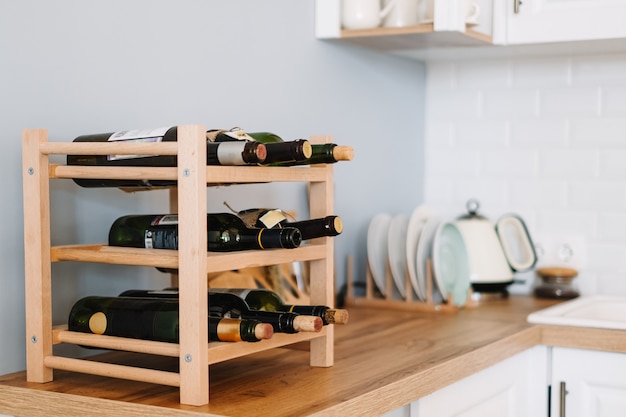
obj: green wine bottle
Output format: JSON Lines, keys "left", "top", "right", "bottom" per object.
{"left": 249, "top": 132, "right": 353, "bottom": 166}
{"left": 209, "top": 288, "right": 349, "bottom": 325}
{"left": 108, "top": 212, "right": 302, "bottom": 252}
{"left": 67, "top": 296, "right": 274, "bottom": 343}
{"left": 118, "top": 289, "right": 323, "bottom": 334}
{"left": 207, "top": 129, "right": 312, "bottom": 165}
{"left": 66, "top": 126, "right": 267, "bottom": 188}
{"left": 235, "top": 208, "right": 343, "bottom": 240}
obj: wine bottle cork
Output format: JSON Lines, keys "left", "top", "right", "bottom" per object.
{"left": 255, "top": 323, "right": 274, "bottom": 340}
{"left": 333, "top": 146, "right": 354, "bottom": 161}
{"left": 293, "top": 315, "right": 323, "bottom": 332}
{"left": 324, "top": 308, "right": 349, "bottom": 325}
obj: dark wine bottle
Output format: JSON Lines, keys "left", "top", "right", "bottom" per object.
{"left": 108, "top": 212, "right": 302, "bottom": 252}
{"left": 118, "top": 289, "right": 323, "bottom": 334}
{"left": 67, "top": 296, "right": 274, "bottom": 343}
{"left": 249, "top": 132, "right": 353, "bottom": 166}
{"left": 235, "top": 207, "right": 343, "bottom": 240}
{"left": 66, "top": 126, "right": 267, "bottom": 188}
{"left": 207, "top": 129, "right": 312, "bottom": 165}
{"left": 209, "top": 288, "right": 349, "bottom": 325}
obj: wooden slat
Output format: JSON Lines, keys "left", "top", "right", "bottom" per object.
{"left": 43, "top": 356, "right": 180, "bottom": 387}
{"left": 22, "top": 129, "right": 53, "bottom": 383}
{"left": 50, "top": 244, "right": 328, "bottom": 272}
{"left": 307, "top": 135, "right": 334, "bottom": 368}
{"left": 40, "top": 141, "right": 179, "bottom": 156}
{"left": 176, "top": 125, "right": 209, "bottom": 405}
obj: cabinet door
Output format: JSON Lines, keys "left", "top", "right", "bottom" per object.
{"left": 411, "top": 346, "right": 548, "bottom": 417}
{"left": 551, "top": 347, "right": 626, "bottom": 417}
{"left": 506, "top": 0, "right": 626, "bottom": 44}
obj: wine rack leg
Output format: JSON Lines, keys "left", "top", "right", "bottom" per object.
{"left": 308, "top": 138, "right": 334, "bottom": 367}
{"left": 22, "top": 129, "right": 54, "bottom": 382}
{"left": 176, "top": 125, "right": 209, "bottom": 405}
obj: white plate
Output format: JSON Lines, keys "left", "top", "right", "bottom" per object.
{"left": 432, "top": 222, "right": 471, "bottom": 306}
{"left": 416, "top": 216, "right": 443, "bottom": 302}
{"left": 367, "top": 213, "right": 393, "bottom": 296}
{"left": 388, "top": 214, "right": 410, "bottom": 298}
{"left": 406, "top": 205, "right": 434, "bottom": 301}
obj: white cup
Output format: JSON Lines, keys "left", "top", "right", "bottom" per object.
{"left": 418, "top": 0, "right": 434, "bottom": 23}
{"left": 463, "top": 0, "right": 480, "bottom": 24}
{"left": 342, "top": 0, "right": 397, "bottom": 30}
{"left": 383, "top": 0, "right": 420, "bottom": 28}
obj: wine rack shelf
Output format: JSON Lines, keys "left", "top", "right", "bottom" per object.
{"left": 21, "top": 126, "right": 337, "bottom": 406}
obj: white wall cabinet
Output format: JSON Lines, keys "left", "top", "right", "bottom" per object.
{"left": 502, "top": 0, "right": 626, "bottom": 45}
{"left": 317, "top": 0, "right": 626, "bottom": 58}
{"left": 496, "top": 0, "right": 626, "bottom": 45}
{"left": 410, "top": 346, "right": 548, "bottom": 417}
{"left": 551, "top": 347, "right": 626, "bottom": 417}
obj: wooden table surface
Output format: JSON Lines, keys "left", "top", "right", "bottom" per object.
{"left": 2, "top": 295, "right": 626, "bottom": 417}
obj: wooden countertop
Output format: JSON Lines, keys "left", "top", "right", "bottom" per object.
{"left": 2, "top": 295, "right": 626, "bottom": 417}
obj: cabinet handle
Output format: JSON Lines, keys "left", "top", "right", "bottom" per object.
{"left": 559, "top": 382, "right": 568, "bottom": 417}
{"left": 514, "top": 0, "right": 522, "bottom": 13}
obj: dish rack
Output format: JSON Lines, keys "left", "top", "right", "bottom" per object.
{"left": 344, "top": 256, "right": 472, "bottom": 313}
{"left": 21, "top": 125, "right": 337, "bottom": 406}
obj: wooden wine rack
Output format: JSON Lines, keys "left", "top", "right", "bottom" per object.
{"left": 21, "top": 126, "right": 336, "bottom": 406}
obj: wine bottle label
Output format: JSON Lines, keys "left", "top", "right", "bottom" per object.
{"left": 106, "top": 126, "right": 172, "bottom": 161}
{"left": 145, "top": 229, "right": 179, "bottom": 250}
{"left": 151, "top": 215, "right": 178, "bottom": 226}
{"left": 215, "top": 142, "right": 248, "bottom": 165}
{"left": 220, "top": 129, "right": 254, "bottom": 141}
{"left": 258, "top": 210, "right": 288, "bottom": 228}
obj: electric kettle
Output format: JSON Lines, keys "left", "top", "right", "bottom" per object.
{"left": 454, "top": 199, "right": 537, "bottom": 293}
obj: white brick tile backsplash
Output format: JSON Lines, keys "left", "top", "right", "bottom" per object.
{"left": 536, "top": 210, "right": 596, "bottom": 236}
{"left": 425, "top": 53, "right": 626, "bottom": 296}
{"left": 453, "top": 120, "right": 508, "bottom": 149}
{"left": 568, "top": 181, "right": 626, "bottom": 211}
{"left": 511, "top": 57, "right": 571, "bottom": 88}
{"left": 572, "top": 54, "right": 626, "bottom": 87}
{"left": 482, "top": 150, "right": 536, "bottom": 177}
{"left": 427, "top": 90, "right": 480, "bottom": 121}
{"left": 597, "top": 213, "right": 626, "bottom": 242}
{"left": 537, "top": 150, "right": 598, "bottom": 179}
{"left": 427, "top": 149, "right": 481, "bottom": 177}
{"left": 570, "top": 118, "right": 626, "bottom": 147}
{"left": 510, "top": 119, "right": 568, "bottom": 148}
{"left": 482, "top": 89, "right": 538, "bottom": 119}
{"left": 540, "top": 87, "right": 600, "bottom": 118}
{"left": 454, "top": 60, "right": 511, "bottom": 89}
{"left": 599, "top": 150, "right": 626, "bottom": 178}
{"left": 601, "top": 85, "right": 626, "bottom": 117}
{"left": 508, "top": 180, "right": 568, "bottom": 209}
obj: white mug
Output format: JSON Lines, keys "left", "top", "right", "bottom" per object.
{"left": 463, "top": 0, "right": 480, "bottom": 24}
{"left": 383, "top": 0, "right": 420, "bottom": 28}
{"left": 418, "top": 0, "right": 434, "bottom": 23}
{"left": 342, "top": 0, "right": 397, "bottom": 30}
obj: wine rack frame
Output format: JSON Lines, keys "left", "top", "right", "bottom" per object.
{"left": 21, "top": 126, "right": 336, "bottom": 406}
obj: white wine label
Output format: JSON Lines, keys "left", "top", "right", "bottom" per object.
{"left": 258, "top": 210, "right": 288, "bottom": 228}
{"left": 151, "top": 215, "right": 178, "bottom": 226}
{"left": 221, "top": 128, "right": 254, "bottom": 141}
{"left": 108, "top": 127, "right": 171, "bottom": 141}
{"left": 107, "top": 126, "right": 171, "bottom": 161}
{"left": 144, "top": 230, "right": 154, "bottom": 249}
{"left": 216, "top": 141, "right": 247, "bottom": 165}
{"left": 89, "top": 312, "right": 107, "bottom": 335}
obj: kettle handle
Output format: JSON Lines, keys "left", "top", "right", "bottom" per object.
{"left": 496, "top": 215, "right": 537, "bottom": 272}
{"left": 380, "top": 0, "right": 397, "bottom": 19}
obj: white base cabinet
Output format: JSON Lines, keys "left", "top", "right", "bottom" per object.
{"left": 410, "top": 346, "right": 548, "bottom": 417}
{"left": 551, "top": 347, "right": 626, "bottom": 417}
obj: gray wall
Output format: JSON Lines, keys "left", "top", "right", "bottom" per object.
{"left": 0, "top": 1, "right": 425, "bottom": 375}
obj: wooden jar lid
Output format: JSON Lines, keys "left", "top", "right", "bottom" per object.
{"left": 536, "top": 267, "right": 578, "bottom": 278}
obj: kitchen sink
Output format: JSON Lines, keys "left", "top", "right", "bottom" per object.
{"left": 527, "top": 295, "right": 626, "bottom": 330}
